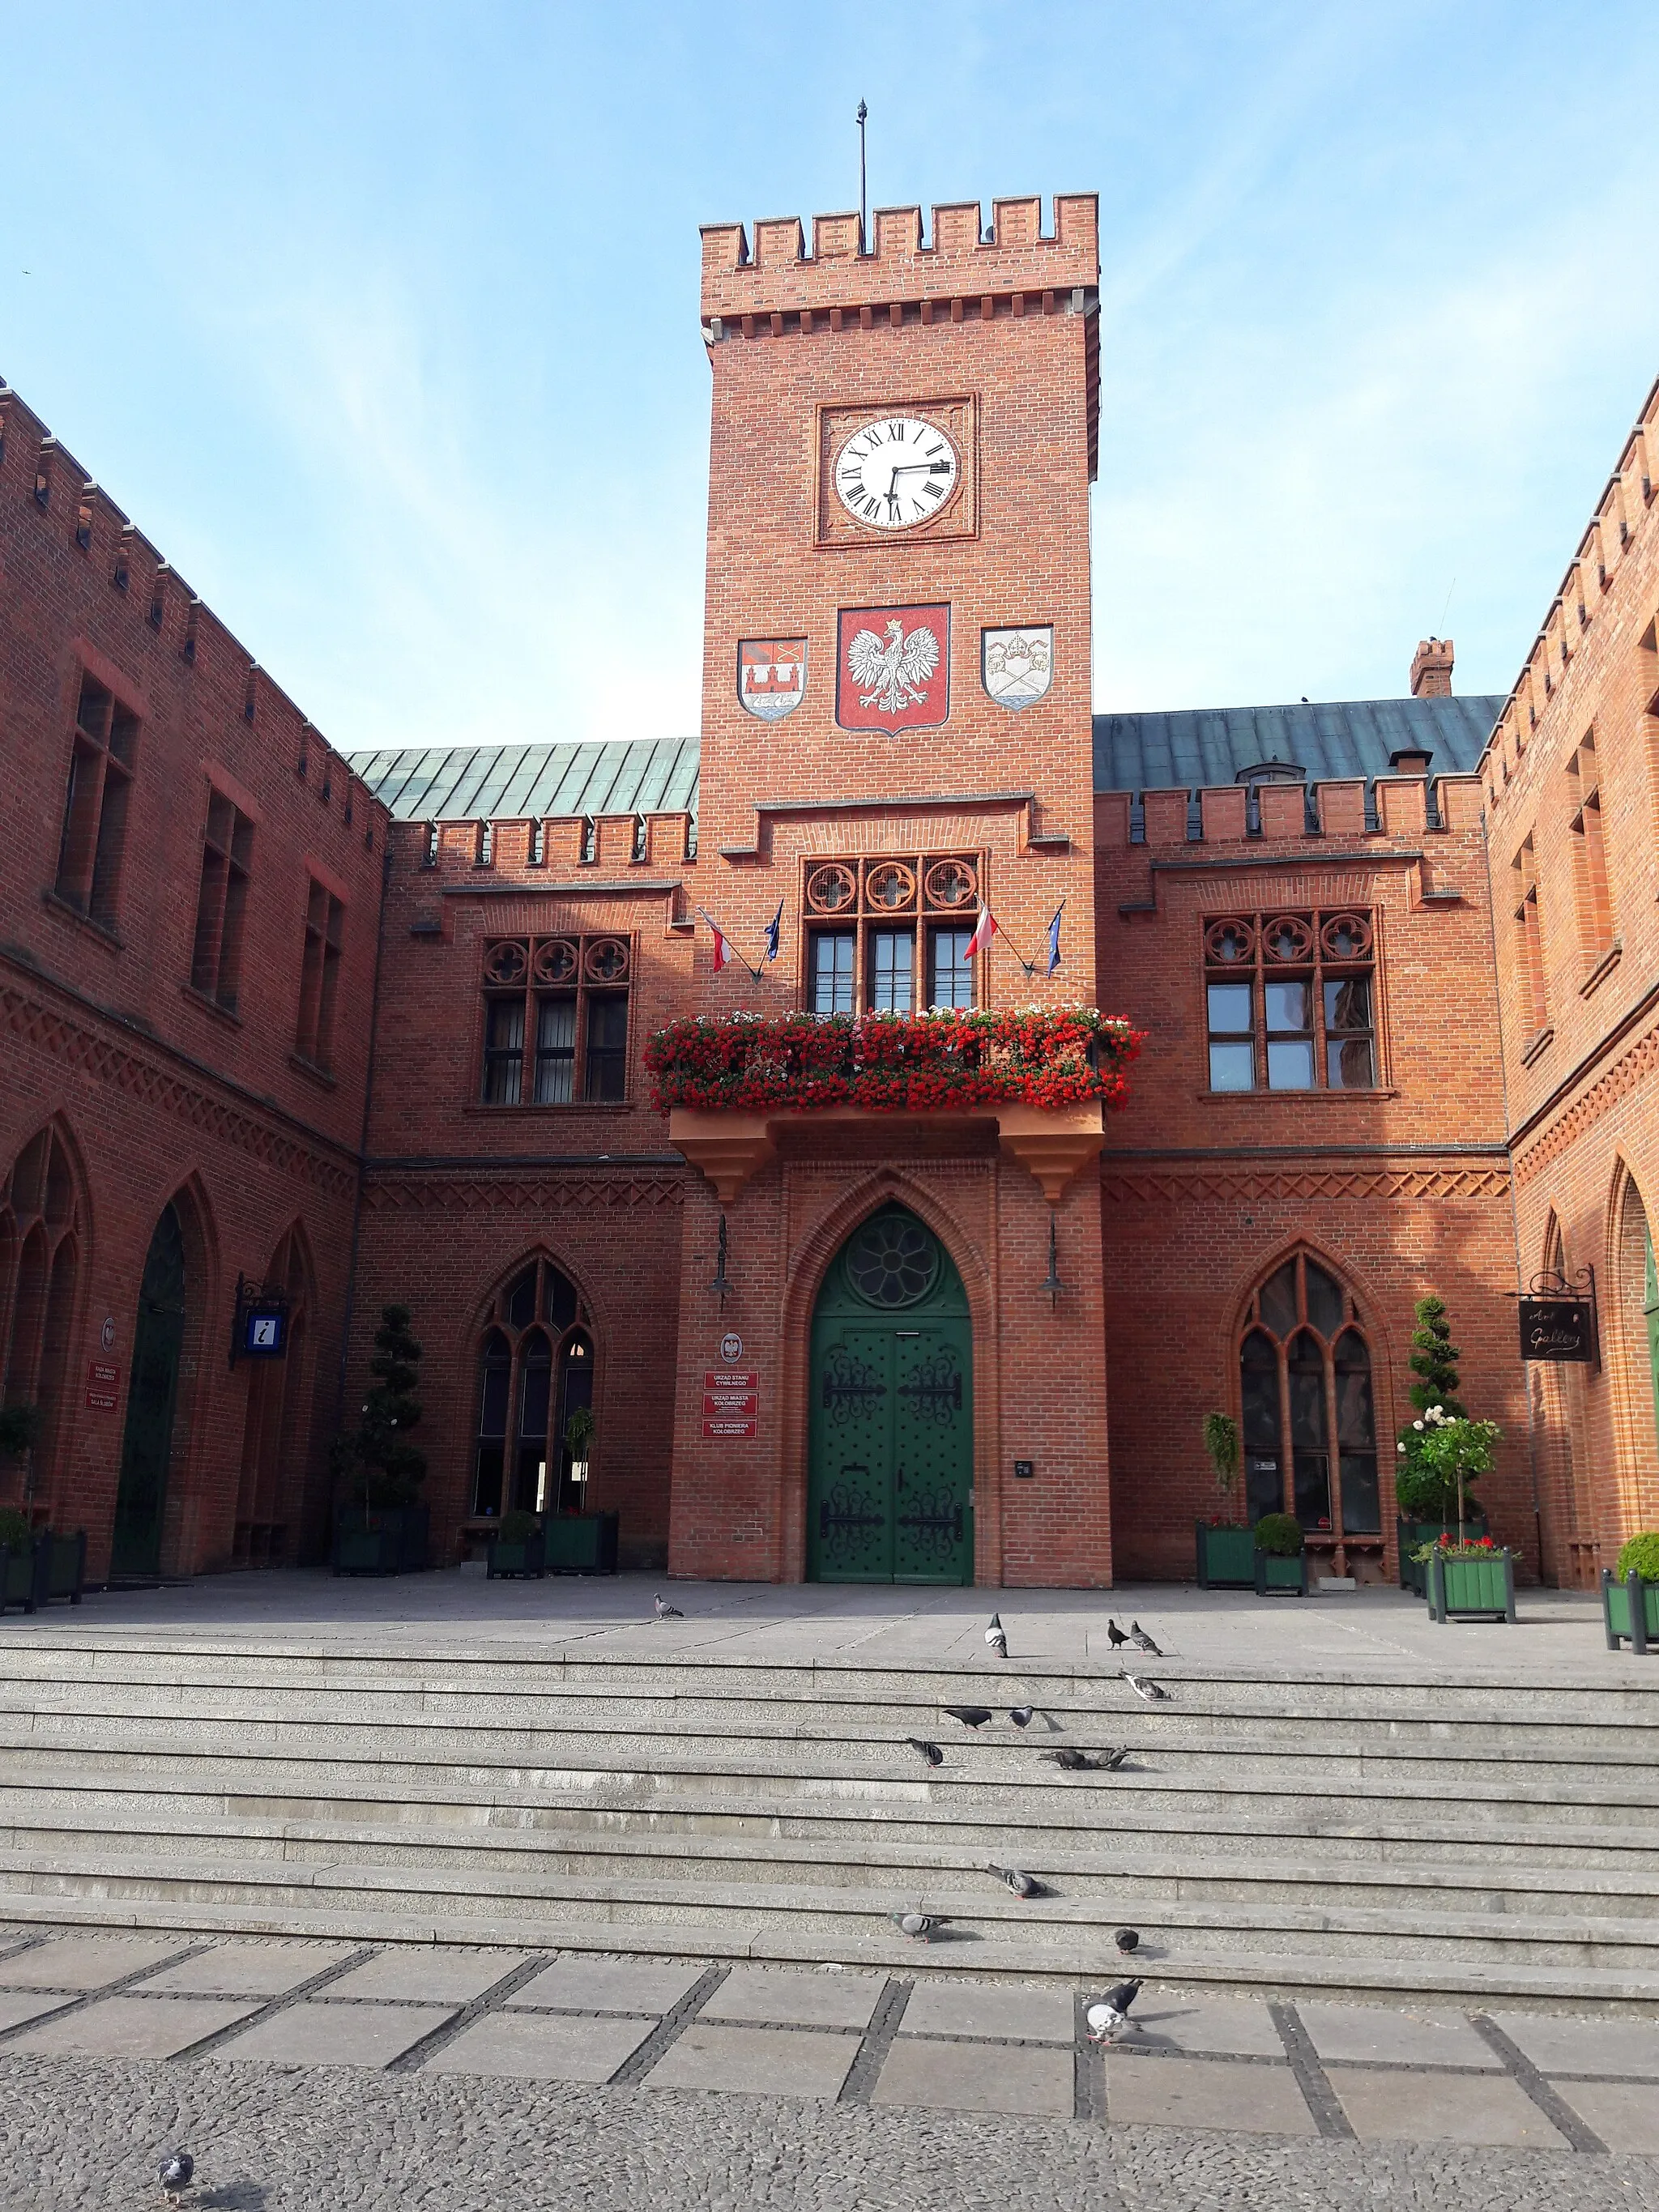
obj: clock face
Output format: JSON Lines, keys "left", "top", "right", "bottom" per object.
{"left": 834, "top": 416, "right": 960, "bottom": 531}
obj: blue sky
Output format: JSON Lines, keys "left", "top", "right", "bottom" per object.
{"left": 3, "top": 2, "right": 1655, "bottom": 753}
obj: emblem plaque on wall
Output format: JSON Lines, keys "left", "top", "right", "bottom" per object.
{"left": 737, "top": 639, "right": 807, "bottom": 722}
{"left": 982, "top": 625, "right": 1053, "bottom": 709}
{"left": 836, "top": 603, "right": 949, "bottom": 735}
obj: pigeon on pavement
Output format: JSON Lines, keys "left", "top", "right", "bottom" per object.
{"left": 1115, "top": 1927, "right": 1141, "bottom": 1954}
{"left": 1128, "top": 1622, "right": 1164, "bottom": 1656}
{"left": 985, "top": 1613, "right": 1008, "bottom": 1658}
{"left": 158, "top": 2149, "right": 195, "bottom": 2204}
{"left": 942, "top": 1703, "right": 994, "bottom": 1728}
{"left": 1126, "top": 1673, "right": 1170, "bottom": 1702}
{"left": 1105, "top": 1618, "right": 1128, "bottom": 1648}
{"left": 1085, "top": 1979, "right": 1143, "bottom": 2040}
{"left": 986, "top": 1861, "right": 1049, "bottom": 1899}
{"left": 906, "top": 1737, "right": 945, "bottom": 1767}
{"left": 890, "top": 1911, "right": 946, "bottom": 1941}
{"left": 1040, "top": 1746, "right": 1123, "bottom": 1771}
{"left": 652, "top": 1594, "right": 683, "bottom": 1620}
{"left": 1008, "top": 1705, "right": 1035, "bottom": 1728}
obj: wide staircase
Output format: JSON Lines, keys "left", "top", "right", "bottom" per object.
{"left": 0, "top": 1634, "right": 1656, "bottom": 2005}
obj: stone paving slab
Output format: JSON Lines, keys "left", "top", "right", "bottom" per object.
{"left": 508, "top": 1955, "right": 705, "bottom": 2014}
{"left": 134, "top": 1939, "right": 357, "bottom": 1997}
{"left": 212, "top": 1997, "right": 455, "bottom": 2068}
{"left": 1552, "top": 2079, "right": 1659, "bottom": 2153}
{"left": 11, "top": 1993, "right": 260, "bottom": 2060}
{"left": 0, "top": 1934, "right": 189, "bottom": 1989}
{"left": 323, "top": 1946, "right": 529, "bottom": 2004}
{"left": 423, "top": 2009, "right": 654, "bottom": 2083}
{"left": 702, "top": 1965, "right": 885, "bottom": 2029}
{"left": 1327, "top": 2063, "right": 1568, "bottom": 2146}
{"left": 646, "top": 2021, "right": 859, "bottom": 2099}
{"left": 0, "top": 1988, "right": 78, "bottom": 2033}
{"left": 871, "top": 2035, "right": 1075, "bottom": 2116}
{"left": 1500, "top": 2011, "right": 1659, "bottom": 2078}
{"left": 1106, "top": 2052, "right": 1317, "bottom": 2133}
{"left": 1128, "top": 1994, "right": 1286, "bottom": 2056}
{"left": 1299, "top": 1998, "right": 1502, "bottom": 2068}
{"left": 901, "top": 1977, "right": 1077, "bottom": 2044}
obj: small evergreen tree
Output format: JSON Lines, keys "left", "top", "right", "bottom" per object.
{"left": 332, "top": 1304, "right": 427, "bottom": 1515}
{"left": 1395, "top": 1295, "right": 1475, "bottom": 1519}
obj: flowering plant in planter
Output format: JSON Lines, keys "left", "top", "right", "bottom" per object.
{"left": 1411, "top": 1531, "right": 1499, "bottom": 1562}
{"left": 1401, "top": 1408, "right": 1500, "bottom": 1549}
{"left": 645, "top": 1007, "right": 1143, "bottom": 1116}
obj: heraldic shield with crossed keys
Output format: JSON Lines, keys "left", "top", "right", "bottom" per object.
{"left": 835, "top": 604, "right": 951, "bottom": 735}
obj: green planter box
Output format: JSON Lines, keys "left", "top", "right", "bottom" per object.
{"left": 1602, "top": 1570, "right": 1659, "bottom": 1654}
{"left": 487, "top": 1529, "right": 547, "bottom": 1579}
{"left": 332, "top": 1503, "right": 429, "bottom": 1577}
{"left": 1427, "top": 1547, "right": 1516, "bottom": 1622}
{"left": 1254, "top": 1549, "right": 1307, "bottom": 1596}
{"left": 44, "top": 1529, "right": 85, "bottom": 1604}
{"left": 1397, "top": 1515, "right": 1488, "bottom": 1594}
{"left": 0, "top": 1539, "right": 46, "bottom": 1613}
{"left": 542, "top": 1511, "right": 620, "bottom": 1575}
{"left": 1196, "top": 1521, "right": 1256, "bottom": 1589}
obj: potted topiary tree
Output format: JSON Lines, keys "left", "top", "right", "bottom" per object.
{"left": 1601, "top": 1532, "right": 1659, "bottom": 1655}
{"left": 1394, "top": 1296, "right": 1486, "bottom": 1588}
{"left": 1253, "top": 1511, "right": 1307, "bottom": 1596}
{"left": 1195, "top": 1413, "right": 1254, "bottom": 1588}
{"left": 1410, "top": 1411, "right": 1512, "bottom": 1621}
{"left": 542, "top": 1404, "right": 620, "bottom": 1574}
{"left": 0, "top": 1503, "right": 43, "bottom": 1613}
{"left": 487, "top": 1507, "right": 547, "bottom": 1579}
{"left": 331, "top": 1304, "right": 430, "bottom": 1575}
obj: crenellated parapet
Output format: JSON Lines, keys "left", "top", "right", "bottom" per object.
{"left": 699, "top": 194, "right": 1098, "bottom": 324}
{"left": 0, "top": 375, "right": 386, "bottom": 855}
{"left": 387, "top": 810, "right": 697, "bottom": 880}
{"left": 1094, "top": 771, "right": 1486, "bottom": 850}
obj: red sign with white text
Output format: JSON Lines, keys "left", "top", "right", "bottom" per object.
{"left": 702, "top": 1392, "right": 758, "bottom": 1418}
{"left": 85, "top": 1360, "right": 120, "bottom": 1411}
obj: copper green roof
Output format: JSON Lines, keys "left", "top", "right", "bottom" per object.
{"left": 347, "top": 737, "right": 699, "bottom": 823}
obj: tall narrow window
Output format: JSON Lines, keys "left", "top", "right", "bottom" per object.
{"left": 479, "top": 936, "right": 632, "bottom": 1105}
{"left": 0, "top": 1125, "right": 82, "bottom": 1506}
{"left": 1204, "top": 912, "right": 1378, "bottom": 1093}
{"left": 295, "top": 880, "right": 345, "bottom": 1071}
{"left": 189, "top": 789, "right": 253, "bottom": 1012}
{"left": 868, "top": 928, "right": 915, "bottom": 1012}
{"left": 809, "top": 931, "right": 855, "bottom": 1015}
{"left": 471, "top": 1329, "right": 510, "bottom": 1518}
{"left": 1236, "top": 1252, "right": 1380, "bottom": 1568}
{"left": 54, "top": 671, "right": 139, "bottom": 930}
{"left": 928, "top": 926, "right": 975, "bottom": 1009}
{"left": 1567, "top": 735, "right": 1613, "bottom": 958}
{"left": 1512, "top": 837, "right": 1547, "bottom": 1034}
{"left": 514, "top": 1332, "right": 553, "bottom": 1512}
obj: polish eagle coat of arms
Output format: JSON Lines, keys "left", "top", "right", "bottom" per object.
{"left": 835, "top": 603, "right": 950, "bottom": 735}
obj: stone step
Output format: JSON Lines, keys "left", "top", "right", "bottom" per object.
{"left": 2, "top": 1730, "right": 1653, "bottom": 1824}
{"left": 4, "top": 1801, "right": 1655, "bottom": 1922}
{"left": 3, "top": 1776, "right": 1655, "bottom": 1873}
{"left": 2, "top": 1845, "right": 1657, "bottom": 1968}
{"left": 3, "top": 1880, "right": 1657, "bottom": 2009}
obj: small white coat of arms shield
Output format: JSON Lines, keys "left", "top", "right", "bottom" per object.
{"left": 982, "top": 625, "right": 1053, "bottom": 710}
{"left": 738, "top": 639, "right": 807, "bottom": 722}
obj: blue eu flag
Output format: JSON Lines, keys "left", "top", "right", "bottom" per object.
{"left": 764, "top": 897, "right": 783, "bottom": 962}
{"left": 1046, "top": 902, "right": 1064, "bottom": 978}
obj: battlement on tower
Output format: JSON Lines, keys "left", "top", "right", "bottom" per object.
{"left": 700, "top": 194, "right": 1098, "bottom": 322}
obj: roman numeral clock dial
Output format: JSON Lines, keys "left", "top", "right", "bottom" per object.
{"left": 834, "top": 416, "right": 960, "bottom": 531}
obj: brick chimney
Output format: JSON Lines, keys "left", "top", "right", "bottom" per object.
{"left": 1410, "top": 637, "right": 1454, "bottom": 697}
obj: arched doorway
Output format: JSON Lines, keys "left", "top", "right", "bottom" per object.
{"left": 111, "top": 1204, "right": 188, "bottom": 1578}
{"left": 469, "top": 1256, "right": 595, "bottom": 1521}
{"left": 808, "top": 1204, "right": 973, "bottom": 1585}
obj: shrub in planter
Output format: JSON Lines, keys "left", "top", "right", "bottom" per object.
{"left": 1605, "top": 1532, "right": 1659, "bottom": 1653}
{"left": 1615, "top": 1533, "right": 1659, "bottom": 1583}
{"left": 1254, "top": 1512, "right": 1303, "bottom": 1556}
{"left": 488, "top": 1510, "right": 546, "bottom": 1580}
{"left": 331, "top": 1304, "right": 430, "bottom": 1574}
{"left": 1394, "top": 1296, "right": 1477, "bottom": 1523}
{"left": 1252, "top": 1511, "right": 1307, "bottom": 1596}
{"left": 1195, "top": 1413, "right": 1252, "bottom": 1587}
{"left": 1422, "top": 1537, "right": 1516, "bottom": 1623}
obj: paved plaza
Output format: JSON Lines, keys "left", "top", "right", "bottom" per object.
{"left": 0, "top": 1927, "right": 1657, "bottom": 2208}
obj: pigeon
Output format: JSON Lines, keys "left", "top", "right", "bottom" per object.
{"left": 906, "top": 1737, "right": 945, "bottom": 1767}
{"left": 942, "top": 1703, "right": 994, "bottom": 1729}
{"left": 1008, "top": 1705, "right": 1035, "bottom": 1728}
{"left": 986, "top": 1860, "right": 1049, "bottom": 1899}
{"left": 1097, "top": 1745, "right": 1131, "bottom": 1769}
{"left": 1128, "top": 1621, "right": 1164, "bottom": 1656}
{"left": 1041, "top": 1746, "right": 1115, "bottom": 1771}
{"left": 1115, "top": 1926, "right": 1141, "bottom": 1954}
{"left": 652, "top": 1593, "right": 682, "bottom": 1620}
{"left": 157, "top": 2149, "right": 194, "bottom": 2204}
{"left": 1126, "top": 1673, "right": 1170, "bottom": 1702}
{"left": 1105, "top": 1617, "right": 1128, "bottom": 1648}
{"left": 985, "top": 1612, "right": 1008, "bottom": 1658}
{"left": 890, "top": 1910, "right": 946, "bottom": 1941}
{"left": 1085, "top": 1979, "right": 1143, "bottom": 2040}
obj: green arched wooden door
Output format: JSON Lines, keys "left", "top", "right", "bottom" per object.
{"left": 111, "top": 1204, "right": 187, "bottom": 1579}
{"left": 1644, "top": 1228, "right": 1659, "bottom": 1460}
{"left": 808, "top": 1205, "right": 973, "bottom": 1585}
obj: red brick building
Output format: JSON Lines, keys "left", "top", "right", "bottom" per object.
{"left": 3, "top": 192, "right": 1655, "bottom": 1588}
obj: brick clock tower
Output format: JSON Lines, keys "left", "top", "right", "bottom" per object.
{"left": 665, "top": 194, "right": 1112, "bottom": 1588}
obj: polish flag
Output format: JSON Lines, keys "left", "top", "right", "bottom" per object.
{"left": 965, "top": 904, "right": 999, "bottom": 957}
{"left": 710, "top": 918, "right": 733, "bottom": 973}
